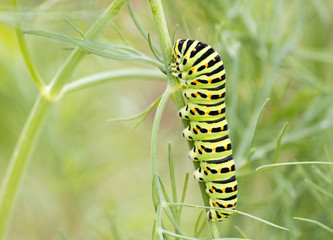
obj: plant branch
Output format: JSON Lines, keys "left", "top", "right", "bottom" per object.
{"left": 0, "top": 0, "right": 129, "bottom": 239}
{"left": 61, "top": 68, "right": 164, "bottom": 96}
{"left": 12, "top": 0, "right": 45, "bottom": 90}
{"left": 48, "top": 0, "right": 130, "bottom": 100}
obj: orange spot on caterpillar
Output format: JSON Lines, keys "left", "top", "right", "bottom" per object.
{"left": 219, "top": 76, "right": 222, "bottom": 80}
{"left": 205, "top": 168, "right": 209, "bottom": 173}
{"left": 199, "top": 147, "right": 204, "bottom": 153}
{"left": 194, "top": 92, "right": 199, "bottom": 97}
{"left": 204, "top": 63, "right": 208, "bottom": 68}
{"left": 212, "top": 58, "right": 216, "bottom": 62}
{"left": 194, "top": 128, "right": 199, "bottom": 132}
{"left": 191, "top": 67, "right": 195, "bottom": 72}
{"left": 212, "top": 147, "right": 216, "bottom": 152}
{"left": 208, "top": 94, "right": 212, "bottom": 99}
{"left": 232, "top": 186, "right": 235, "bottom": 191}
{"left": 224, "top": 145, "right": 228, "bottom": 150}
{"left": 184, "top": 56, "right": 188, "bottom": 59}
{"left": 217, "top": 168, "right": 221, "bottom": 173}
{"left": 213, "top": 202, "right": 218, "bottom": 207}
{"left": 208, "top": 128, "right": 212, "bottom": 133}
{"left": 193, "top": 80, "right": 198, "bottom": 84}
{"left": 232, "top": 203, "right": 235, "bottom": 207}
{"left": 210, "top": 187, "right": 214, "bottom": 192}
{"left": 219, "top": 93, "right": 222, "bottom": 97}
{"left": 224, "top": 204, "right": 228, "bottom": 208}
{"left": 192, "top": 109, "right": 197, "bottom": 113}
{"left": 207, "top": 78, "right": 212, "bottom": 83}
{"left": 206, "top": 111, "right": 210, "bottom": 115}
{"left": 222, "top": 188, "right": 226, "bottom": 193}
{"left": 193, "top": 48, "right": 197, "bottom": 52}
{"left": 229, "top": 166, "right": 232, "bottom": 172}
{"left": 220, "top": 126, "right": 224, "bottom": 131}
{"left": 218, "top": 109, "right": 222, "bottom": 114}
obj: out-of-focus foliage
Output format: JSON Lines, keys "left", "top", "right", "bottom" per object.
{"left": 0, "top": 0, "right": 333, "bottom": 239}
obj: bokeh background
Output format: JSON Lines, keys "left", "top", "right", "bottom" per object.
{"left": 1, "top": 0, "right": 333, "bottom": 239}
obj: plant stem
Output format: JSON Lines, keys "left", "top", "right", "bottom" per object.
{"left": 148, "top": 0, "right": 220, "bottom": 238}
{"left": 48, "top": 0, "right": 130, "bottom": 99}
{"left": 61, "top": 68, "right": 164, "bottom": 96}
{"left": 0, "top": 96, "right": 51, "bottom": 239}
{"left": 0, "top": 0, "right": 129, "bottom": 238}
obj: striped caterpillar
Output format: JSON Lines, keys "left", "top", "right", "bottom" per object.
{"left": 170, "top": 39, "right": 238, "bottom": 222}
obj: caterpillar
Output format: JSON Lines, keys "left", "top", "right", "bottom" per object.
{"left": 170, "top": 39, "right": 237, "bottom": 222}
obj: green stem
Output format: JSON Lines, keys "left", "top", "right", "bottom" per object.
{"left": 148, "top": 0, "right": 220, "bottom": 237}
{"left": 48, "top": 0, "right": 130, "bottom": 99}
{"left": 151, "top": 88, "right": 172, "bottom": 175}
{"left": 0, "top": 96, "right": 51, "bottom": 239}
{"left": 61, "top": 68, "right": 164, "bottom": 96}
{"left": 0, "top": 0, "right": 129, "bottom": 239}
{"left": 148, "top": 0, "right": 172, "bottom": 69}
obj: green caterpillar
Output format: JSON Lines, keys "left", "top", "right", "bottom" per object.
{"left": 170, "top": 39, "right": 237, "bottom": 222}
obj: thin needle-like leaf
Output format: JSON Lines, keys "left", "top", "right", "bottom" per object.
{"left": 148, "top": 33, "right": 163, "bottom": 63}
{"left": 194, "top": 210, "right": 206, "bottom": 238}
{"left": 256, "top": 161, "right": 333, "bottom": 171}
{"left": 274, "top": 122, "right": 288, "bottom": 163}
{"left": 168, "top": 144, "right": 178, "bottom": 203}
{"left": 249, "top": 118, "right": 333, "bottom": 168}
{"left": 152, "top": 219, "right": 157, "bottom": 240}
{"left": 110, "top": 21, "right": 130, "bottom": 46}
{"left": 246, "top": 98, "right": 270, "bottom": 162}
{"left": 108, "top": 96, "right": 161, "bottom": 131}
{"left": 305, "top": 179, "right": 333, "bottom": 199}
{"left": 171, "top": 24, "right": 179, "bottom": 44}
{"left": 294, "top": 217, "right": 333, "bottom": 234}
{"left": 128, "top": 3, "right": 161, "bottom": 60}
{"left": 234, "top": 226, "right": 248, "bottom": 239}
{"left": 158, "top": 177, "right": 172, "bottom": 204}
{"left": 128, "top": 2, "right": 149, "bottom": 40}
{"left": 64, "top": 19, "right": 86, "bottom": 39}
{"left": 13, "top": 0, "right": 45, "bottom": 90}
{"left": 165, "top": 203, "right": 289, "bottom": 231}
{"left": 162, "top": 230, "right": 250, "bottom": 240}
{"left": 178, "top": 172, "right": 189, "bottom": 216}
{"left": 181, "top": 16, "right": 191, "bottom": 38}
{"left": 25, "top": 30, "right": 164, "bottom": 68}
{"left": 161, "top": 202, "right": 184, "bottom": 235}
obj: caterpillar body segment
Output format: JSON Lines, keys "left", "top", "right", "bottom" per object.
{"left": 178, "top": 101, "right": 226, "bottom": 122}
{"left": 194, "top": 158, "right": 236, "bottom": 182}
{"left": 182, "top": 118, "right": 229, "bottom": 141}
{"left": 183, "top": 86, "right": 226, "bottom": 104}
{"left": 171, "top": 39, "right": 237, "bottom": 222}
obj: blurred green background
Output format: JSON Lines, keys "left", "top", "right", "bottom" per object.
{"left": 1, "top": 0, "right": 333, "bottom": 239}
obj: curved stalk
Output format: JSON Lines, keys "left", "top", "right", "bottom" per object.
{"left": 0, "top": 0, "right": 129, "bottom": 239}
{"left": 0, "top": 96, "right": 51, "bottom": 239}
{"left": 61, "top": 68, "right": 165, "bottom": 96}
{"left": 12, "top": 0, "right": 45, "bottom": 90}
